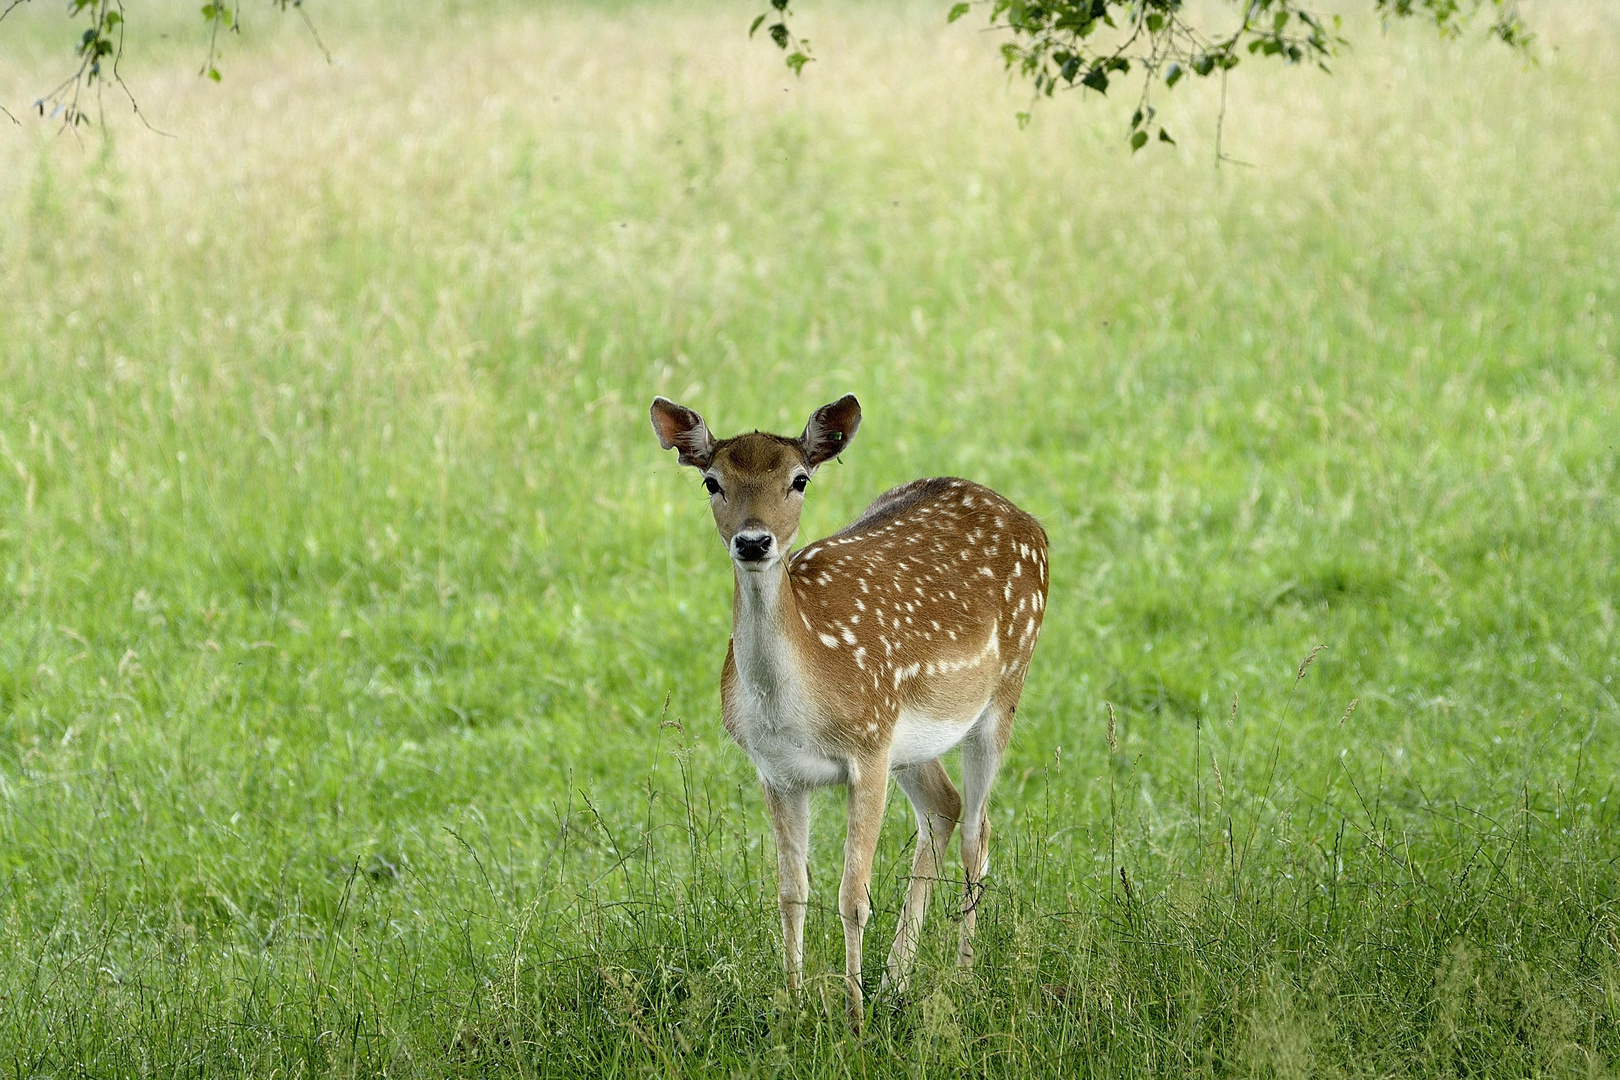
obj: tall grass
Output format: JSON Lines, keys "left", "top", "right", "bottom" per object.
{"left": 1, "top": 1, "right": 1618, "bottom": 1074}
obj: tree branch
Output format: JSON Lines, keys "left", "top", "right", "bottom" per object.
{"left": 8, "top": 1, "right": 328, "bottom": 130}
{"left": 753, "top": 0, "right": 1531, "bottom": 151}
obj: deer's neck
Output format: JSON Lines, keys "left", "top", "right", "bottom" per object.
{"left": 730, "top": 562, "right": 808, "bottom": 703}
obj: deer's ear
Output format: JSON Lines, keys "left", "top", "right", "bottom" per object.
{"left": 801, "top": 394, "right": 862, "bottom": 468}
{"left": 650, "top": 397, "right": 716, "bottom": 468}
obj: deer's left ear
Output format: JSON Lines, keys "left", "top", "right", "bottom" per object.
{"left": 650, "top": 397, "right": 716, "bottom": 468}
{"left": 801, "top": 394, "right": 862, "bottom": 468}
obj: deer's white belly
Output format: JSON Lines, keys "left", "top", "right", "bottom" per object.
{"left": 889, "top": 701, "right": 988, "bottom": 769}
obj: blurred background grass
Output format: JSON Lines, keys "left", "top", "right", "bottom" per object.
{"left": 0, "top": 1, "right": 1618, "bottom": 1074}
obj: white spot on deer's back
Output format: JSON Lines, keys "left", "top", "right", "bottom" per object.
{"left": 819, "top": 633, "right": 839, "bottom": 649}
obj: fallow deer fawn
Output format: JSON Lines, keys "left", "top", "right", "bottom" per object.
{"left": 650, "top": 394, "right": 1048, "bottom": 1031}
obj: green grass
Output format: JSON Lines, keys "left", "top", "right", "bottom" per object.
{"left": 1, "top": 0, "right": 1619, "bottom": 1074}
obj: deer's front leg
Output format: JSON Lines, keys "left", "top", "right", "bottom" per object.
{"left": 839, "top": 755, "right": 889, "bottom": 1032}
{"left": 763, "top": 784, "right": 811, "bottom": 990}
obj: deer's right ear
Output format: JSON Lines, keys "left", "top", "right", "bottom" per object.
{"left": 650, "top": 397, "right": 716, "bottom": 468}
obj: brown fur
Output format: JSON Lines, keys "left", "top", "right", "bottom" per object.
{"left": 770, "top": 476, "right": 1047, "bottom": 747}
{"left": 650, "top": 396, "right": 1048, "bottom": 1028}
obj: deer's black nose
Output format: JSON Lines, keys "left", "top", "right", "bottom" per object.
{"left": 733, "top": 532, "right": 774, "bottom": 562}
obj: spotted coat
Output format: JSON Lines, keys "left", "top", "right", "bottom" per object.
{"left": 721, "top": 476, "right": 1048, "bottom": 762}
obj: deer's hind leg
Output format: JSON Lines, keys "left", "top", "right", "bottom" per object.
{"left": 957, "top": 696, "right": 1015, "bottom": 968}
{"left": 880, "top": 758, "right": 961, "bottom": 998}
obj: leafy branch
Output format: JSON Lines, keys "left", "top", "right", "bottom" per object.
{"left": 749, "top": 0, "right": 812, "bottom": 76}
{"left": 14, "top": 0, "right": 131, "bottom": 129}
{"left": 754, "top": 0, "right": 1531, "bottom": 150}
{"left": 1, "top": 0, "right": 327, "bottom": 130}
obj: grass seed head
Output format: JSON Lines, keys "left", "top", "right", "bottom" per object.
{"left": 1338, "top": 698, "right": 1359, "bottom": 728}
{"left": 1296, "top": 644, "right": 1327, "bottom": 683}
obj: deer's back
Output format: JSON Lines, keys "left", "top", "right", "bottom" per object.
{"left": 785, "top": 478, "right": 1048, "bottom": 749}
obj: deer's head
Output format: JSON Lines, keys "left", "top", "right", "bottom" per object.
{"left": 650, "top": 395, "right": 862, "bottom": 572}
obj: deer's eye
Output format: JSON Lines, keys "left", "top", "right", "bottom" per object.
{"left": 791, "top": 475, "right": 810, "bottom": 493}
{"left": 703, "top": 477, "right": 723, "bottom": 496}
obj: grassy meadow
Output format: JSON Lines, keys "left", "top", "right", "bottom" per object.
{"left": 1, "top": 0, "right": 1619, "bottom": 1074}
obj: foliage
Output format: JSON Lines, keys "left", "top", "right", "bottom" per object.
{"left": 4, "top": 0, "right": 1531, "bottom": 142}
{"left": 0, "top": 0, "right": 323, "bottom": 127}
{"left": 757, "top": 0, "right": 1531, "bottom": 145}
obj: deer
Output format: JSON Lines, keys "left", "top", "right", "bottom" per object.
{"left": 649, "top": 394, "right": 1048, "bottom": 1031}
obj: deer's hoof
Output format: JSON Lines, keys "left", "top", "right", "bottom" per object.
{"left": 845, "top": 978, "right": 865, "bottom": 1032}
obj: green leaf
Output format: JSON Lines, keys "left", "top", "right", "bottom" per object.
{"left": 749, "top": 13, "right": 767, "bottom": 36}
{"left": 207, "top": 66, "right": 222, "bottom": 82}
{"left": 1081, "top": 65, "right": 1109, "bottom": 92}
{"left": 1130, "top": 130, "right": 1148, "bottom": 152}
{"left": 1146, "top": 12, "right": 1163, "bottom": 32}
{"left": 948, "top": 2, "right": 971, "bottom": 22}
{"left": 1015, "top": 110, "right": 1031, "bottom": 129}
{"left": 785, "top": 51, "right": 811, "bottom": 74}
{"left": 771, "top": 0, "right": 789, "bottom": 11}
{"left": 769, "top": 22, "right": 789, "bottom": 48}
{"left": 1158, "top": 128, "right": 1176, "bottom": 145}
{"left": 1165, "top": 62, "right": 1183, "bottom": 87}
